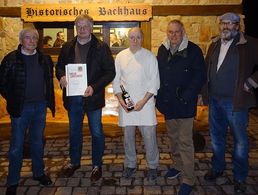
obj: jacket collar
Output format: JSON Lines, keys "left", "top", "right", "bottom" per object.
{"left": 162, "top": 35, "right": 189, "bottom": 51}
{"left": 211, "top": 32, "right": 247, "bottom": 45}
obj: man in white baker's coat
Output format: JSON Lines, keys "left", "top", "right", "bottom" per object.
{"left": 112, "top": 27, "right": 160, "bottom": 182}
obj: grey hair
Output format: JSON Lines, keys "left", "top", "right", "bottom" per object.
{"left": 75, "top": 14, "right": 94, "bottom": 28}
{"left": 167, "top": 19, "right": 185, "bottom": 31}
{"left": 19, "top": 27, "right": 39, "bottom": 41}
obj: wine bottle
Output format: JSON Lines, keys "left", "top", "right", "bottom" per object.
{"left": 120, "top": 85, "right": 134, "bottom": 111}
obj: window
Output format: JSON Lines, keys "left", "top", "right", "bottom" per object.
{"left": 102, "top": 22, "right": 139, "bottom": 54}
{"left": 36, "top": 22, "right": 139, "bottom": 57}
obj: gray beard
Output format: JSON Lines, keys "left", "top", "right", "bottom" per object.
{"left": 220, "top": 29, "right": 238, "bottom": 41}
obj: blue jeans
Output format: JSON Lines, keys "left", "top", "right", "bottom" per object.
{"left": 68, "top": 96, "right": 104, "bottom": 167}
{"left": 7, "top": 101, "right": 47, "bottom": 186}
{"left": 209, "top": 97, "right": 249, "bottom": 182}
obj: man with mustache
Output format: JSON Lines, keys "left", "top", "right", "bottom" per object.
{"left": 202, "top": 12, "right": 258, "bottom": 193}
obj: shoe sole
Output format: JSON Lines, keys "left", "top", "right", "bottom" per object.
{"left": 166, "top": 172, "right": 181, "bottom": 179}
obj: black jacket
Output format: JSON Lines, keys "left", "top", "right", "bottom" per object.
{"left": 156, "top": 40, "right": 206, "bottom": 119}
{"left": 55, "top": 34, "right": 115, "bottom": 111}
{"left": 0, "top": 45, "right": 55, "bottom": 117}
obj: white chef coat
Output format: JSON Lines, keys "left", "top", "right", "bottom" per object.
{"left": 112, "top": 47, "right": 160, "bottom": 127}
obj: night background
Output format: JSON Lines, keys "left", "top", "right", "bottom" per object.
{"left": 243, "top": 0, "right": 258, "bottom": 38}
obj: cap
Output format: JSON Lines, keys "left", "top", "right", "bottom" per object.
{"left": 220, "top": 12, "right": 240, "bottom": 23}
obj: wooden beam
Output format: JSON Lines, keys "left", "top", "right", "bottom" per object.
{"left": 0, "top": 5, "right": 242, "bottom": 18}
{"left": 141, "top": 21, "right": 151, "bottom": 50}
{"left": 153, "top": 5, "right": 243, "bottom": 16}
{"left": 0, "top": 7, "right": 21, "bottom": 17}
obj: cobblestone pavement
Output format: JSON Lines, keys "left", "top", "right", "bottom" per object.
{"left": 0, "top": 112, "right": 258, "bottom": 195}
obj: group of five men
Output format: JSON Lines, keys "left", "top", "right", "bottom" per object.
{"left": 1, "top": 12, "right": 258, "bottom": 195}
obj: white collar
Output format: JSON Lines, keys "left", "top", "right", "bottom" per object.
{"left": 21, "top": 47, "right": 37, "bottom": 55}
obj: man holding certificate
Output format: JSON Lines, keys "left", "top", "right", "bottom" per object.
{"left": 55, "top": 14, "right": 115, "bottom": 182}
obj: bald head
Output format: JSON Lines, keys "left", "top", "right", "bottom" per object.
{"left": 128, "top": 27, "right": 144, "bottom": 53}
{"left": 128, "top": 27, "right": 143, "bottom": 38}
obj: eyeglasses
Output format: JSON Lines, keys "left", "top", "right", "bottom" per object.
{"left": 24, "top": 35, "right": 38, "bottom": 41}
{"left": 219, "top": 21, "right": 238, "bottom": 26}
{"left": 76, "top": 25, "right": 92, "bottom": 30}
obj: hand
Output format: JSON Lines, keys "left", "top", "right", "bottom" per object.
{"left": 60, "top": 76, "right": 67, "bottom": 88}
{"left": 197, "top": 95, "right": 204, "bottom": 106}
{"left": 134, "top": 99, "right": 146, "bottom": 111}
{"left": 117, "top": 94, "right": 130, "bottom": 113}
{"left": 243, "top": 82, "right": 253, "bottom": 94}
{"left": 84, "top": 86, "right": 94, "bottom": 97}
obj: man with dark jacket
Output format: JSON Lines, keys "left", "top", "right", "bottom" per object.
{"left": 202, "top": 12, "right": 258, "bottom": 194}
{"left": 55, "top": 14, "right": 115, "bottom": 182}
{"left": 156, "top": 20, "right": 206, "bottom": 195}
{"left": 0, "top": 27, "right": 55, "bottom": 195}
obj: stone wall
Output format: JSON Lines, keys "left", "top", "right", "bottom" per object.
{"left": 0, "top": 18, "right": 22, "bottom": 61}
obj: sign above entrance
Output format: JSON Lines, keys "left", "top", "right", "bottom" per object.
{"left": 21, "top": 3, "right": 152, "bottom": 22}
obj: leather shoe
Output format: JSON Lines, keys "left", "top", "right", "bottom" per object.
{"left": 33, "top": 174, "right": 52, "bottom": 186}
{"left": 6, "top": 184, "right": 18, "bottom": 195}
{"left": 61, "top": 164, "right": 80, "bottom": 178}
{"left": 234, "top": 180, "right": 246, "bottom": 193}
{"left": 91, "top": 166, "right": 102, "bottom": 182}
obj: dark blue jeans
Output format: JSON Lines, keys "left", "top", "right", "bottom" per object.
{"left": 68, "top": 96, "right": 104, "bottom": 167}
{"left": 7, "top": 101, "right": 47, "bottom": 186}
{"left": 209, "top": 97, "right": 249, "bottom": 182}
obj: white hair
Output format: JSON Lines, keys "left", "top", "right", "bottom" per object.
{"left": 19, "top": 28, "right": 39, "bottom": 42}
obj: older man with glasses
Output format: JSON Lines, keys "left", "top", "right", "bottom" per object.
{"left": 202, "top": 12, "right": 258, "bottom": 194}
{"left": 55, "top": 14, "right": 115, "bottom": 182}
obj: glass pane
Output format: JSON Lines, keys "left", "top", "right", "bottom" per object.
{"left": 93, "top": 25, "right": 103, "bottom": 41}
{"left": 110, "top": 27, "right": 131, "bottom": 48}
{"left": 43, "top": 28, "right": 67, "bottom": 48}
{"left": 74, "top": 24, "right": 103, "bottom": 41}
